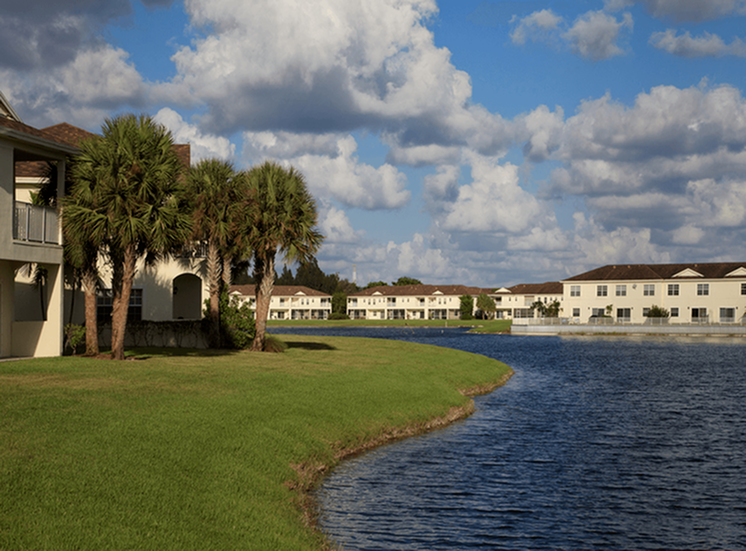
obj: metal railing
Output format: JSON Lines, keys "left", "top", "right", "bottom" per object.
{"left": 13, "top": 201, "right": 59, "bottom": 244}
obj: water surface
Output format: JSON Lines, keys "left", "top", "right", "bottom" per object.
{"left": 277, "top": 328, "right": 746, "bottom": 550}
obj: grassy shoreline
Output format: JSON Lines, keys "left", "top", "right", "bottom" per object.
{"left": 0, "top": 334, "right": 512, "bottom": 550}
{"left": 267, "top": 318, "right": 512, "bottom": 333}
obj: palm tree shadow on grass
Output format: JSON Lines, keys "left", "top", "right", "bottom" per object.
{"left": 284, "top": 341, "right": 337, "bottom": 351}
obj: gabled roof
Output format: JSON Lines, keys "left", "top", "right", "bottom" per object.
{"left": 564, "top": 263, "right": 746, "bottom": 282}
{"left": 0, "top": 116, "right": 80, "bottom": 156}
{"left": 230, "top": 285, "right": 331, "bottom": 298}
{"left": 349, "top": 284, "right": 487, "bottom": 298}
{"left": 509, "top": 282, "right": 563, "bottom": 295}
{"left": 0, "top": 90, "right": 22, "bottom": 122}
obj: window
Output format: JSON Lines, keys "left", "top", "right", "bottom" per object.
{"left": 616, "top": 308, "right": 631, "bottom": 321}
{"left": 591, "top": 308, "right": 605, "bottom": 317}
{"left": 697, "top": 283, "right": 709, "bottom": 296}
{"left": 668, "top": 284, "right": 679, "bottom": 296}
{"left": 97, "top": 289, "right": 142, "bottom": 322}
{"left": 615, "top": 285, "right": 626, "bottom": 297}
{"left": 742, "top": 283, "right": 746, "bottom": 295}
{"left": 670, "top": 307, "right": 679, "bottom": 318}
{"left": 597, "top": 285, "right": 608, "bottom": 297}
{"left": 692, "top": 307, "right": 708, "bottom": 321}
{"left": 643, "top": 284, "right": 655, "bottom": 296}
{"left": 570, "top": 286, "right": 580, "bottom": 297}
{"left": 642, "top": 307, "right": 650, "bottom": 317}
{"left": 720, "top": 308, "right": 735, "bottom": 322}
{"left": 572, "top": 308, "right": 580, "bottom": 317}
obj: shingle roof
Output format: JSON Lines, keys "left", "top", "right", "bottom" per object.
{"left": 230, "top": 285, "right": 331, "bottom": 298}
{"left": 0, "top": 116, "right": 80, "bottom": 149}
{"left": 349, "top": 284, "right": 488, "bottom": 297}
{"left": 509, "top": 282, "right": 564, "bottom": 295}
{"left": 564, "top": 262, "right": 746, "bottom": 282}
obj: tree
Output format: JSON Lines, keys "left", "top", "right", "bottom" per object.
{"left": 646, "top": 305, "right": 670, "bottom": 318}
{"left": 365, "top": 281, "right": 387, "bottom": 289}
{"left": 476, "top": 293, "right": 496, "bottom": 320}
{"left": 186, "top": 159, "right": 248, "bottom": 348}
{"left": 67, "top": 114, "right": 191, "bottom": 360}
{"left": 531, "top": 299, "right": 562, "bottom": 318}
{"left": 459, "top": 294, "right": 474, "bottom": 320}
{"left": 392, "top": 276, "right": 422, "bottom": 286}
{"left": 332, "top": 291, "right": 347, "bottom": 315}
{"left": 244, "top": 161, "right": 323, "bottom": 351}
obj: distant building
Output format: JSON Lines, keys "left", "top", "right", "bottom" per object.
{"left": 562, "top": 263, "right": 746, "bottom": 324}
{"left": 230, "top": 285, "right": 332, "bottom": 320}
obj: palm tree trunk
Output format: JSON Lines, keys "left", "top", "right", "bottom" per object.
{"left": 82, "top": 268, "right": 99, "bottom": 356}
{"left": 206, "top": 239, "right": 221, "bottom": 348}
{"left": 111, "top": 245, "right": 137, "bottom": 360}
{"left": 222, "top": 255, "right": 232, "bottom": 289}
{"left": 251, "top": 254, "right": 274, "bottom": 351}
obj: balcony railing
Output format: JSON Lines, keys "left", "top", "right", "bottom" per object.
{"left": 13, "top": 201, "right": 59, "bottom": 244}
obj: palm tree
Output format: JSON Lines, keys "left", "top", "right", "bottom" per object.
{"left": 243, "top": 161, "right": 323, "bottom": 351}
{"left": 66, "top": 114, "right": 191, "bottom": 360}
{"left": 186, "top": 158, "right": 249, "bottom": 348}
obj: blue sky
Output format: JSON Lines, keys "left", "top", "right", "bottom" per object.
{"left": 4, "top": 0, "right": 746, "bottom": 287}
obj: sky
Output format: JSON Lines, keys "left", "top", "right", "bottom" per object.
{"left": 4, "top": 0, "right": 746, "bottom": 287}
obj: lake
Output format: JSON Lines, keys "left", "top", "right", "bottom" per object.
{"left": 275, "top": 328, "right": 746, "bottom": 550}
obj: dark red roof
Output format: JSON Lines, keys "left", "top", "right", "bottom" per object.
{"left": 0, "top": 116, "right": 78, "bottom": 148}
{"left": 509, "top": 282, "right": 564, "bottom": 295}
{"left": 565, "top": 263, "right": 746, "bottom": 282}
{"left": 230, "top": 285, "right": 331, "bottom": 298}
{"left": 349, "top": 284, "right": 489, "bottom": 298}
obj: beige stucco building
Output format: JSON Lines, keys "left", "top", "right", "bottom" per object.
{"left": 1, "top": 104, "right": 77, "bottom": 357}
{"left": 346, "top": 284, "right": 498, "bottom": 320}
{"left": 230, "top": 285, "right": 331, "bottom": 320}
{"left": 562, "top": 263, "right": 746, "bottom": 325}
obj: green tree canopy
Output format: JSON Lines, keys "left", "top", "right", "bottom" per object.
{"left": 66, "top": 113, "right": 190, "bottom": 360}
{"left": 392, "top": 276, "right": 422, "bottom": 286}
{"left": 476, "top": 293, "right": 496, "bottom": 320}
{"left": 365, "top": 281, "right": 388, "bottom": 289}
{"left": 243, "top": 161, "right": 323, "bottom": 351}
{"left": 459, "top": 294, "right": 474, "bottom": 320}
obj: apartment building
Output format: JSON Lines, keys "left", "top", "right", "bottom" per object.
{"left": 563, "top": 263, "right": 746, "bottom": 324}
{"left": 230, "top": 285, "right": 332, "bottom": 320}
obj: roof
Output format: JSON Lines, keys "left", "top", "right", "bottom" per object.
{"left": 349, "top": 284, "right": 488, "bottom": 298}
{"left": 230, "top": 285, "right": 331, "bottom": 298}
{"left": 0, "top": 90, "right": 22, "bottom": 122}
{"left": 509, "top": 282, "right": 564, "bottom": 295}
{"left": 0, "top": 116, "right": 80, "bottom": 153}
{"left": 564, "top": 263, "right": 746, "bottom": 282}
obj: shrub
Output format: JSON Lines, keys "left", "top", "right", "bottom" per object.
{"left": 328, "top": 312, "right": 349, "bottom": 320}
{"left": 218, "top": 291, "right": 256, "bottom": 349}
{"left": 263, "top": 334, "right": 287, "bottom": 353}
{"left": 64, "top": 324, "right": 86, "bottom": 355}
{"left": 646, "top": 305, "right": 670, "bottom": 318}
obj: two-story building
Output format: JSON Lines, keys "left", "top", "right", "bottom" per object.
{"left": 562, "top": 263, "right": 746, "bottom": 324}
{"left": 346, "top": 284, "right": 493, "bottom": 320}
{"left": 1, "top": 105, "right": 78, "bottom": 357}
{"left": 230, "top": 285, "right": 332, "bottom": 320}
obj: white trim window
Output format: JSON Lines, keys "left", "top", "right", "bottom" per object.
{"left": 742, "top": 283, "right": 746, "bottom": 295}
{"left": 597, "top": 285, "right": 608, "bottom": 297}
{"left": 570, "top": 285, "right": 580, "bottom": 297}
{"left": 697, "top": 283, "right": 709, "bottom": 296}
{"left": 643, "top": 284, "right": 655, "bottom": 296}
{"left": 616, "top": 285, "right": 626, "bottom": 297}
{"left": 671, "top": 307, "right": 679, "bottom": 318}
{"left": 668, "top": 284, "right": 679, "bottom": 296}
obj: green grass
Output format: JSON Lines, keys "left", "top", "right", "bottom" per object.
{"left": 268, "top": 318, "right": 513, "bottom": 333}
{"left": 0, "top": 335, "right": 512, "bottom": 550}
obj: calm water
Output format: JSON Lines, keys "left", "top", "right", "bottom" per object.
{"left": 275, "top": 328, "right": 746, "bottom": 550}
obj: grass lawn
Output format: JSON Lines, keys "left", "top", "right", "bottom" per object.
{"left": 0, "top": 334, "right": 512, "bottom": 550}
{"left": 268, "top": 318, "right": 512, "bottom": 333}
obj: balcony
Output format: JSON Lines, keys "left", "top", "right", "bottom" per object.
{"left": 13, "top": 201, "right": 59, "bottom": 245}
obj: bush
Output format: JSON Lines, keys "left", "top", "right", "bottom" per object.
{"left": 218, "top": 291, "right": 256, "bottom": 349}
{"left": 646, "top": 305, "right": 670, "bottom": 318}
{"left": 328, "top": 312, "right": 349, "bottom": 320}
{"left": 64, "top": 324, "right": 86, "bottom": 355}
{"left": 263, "top": 334, "right": 287, "bottom": 353}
